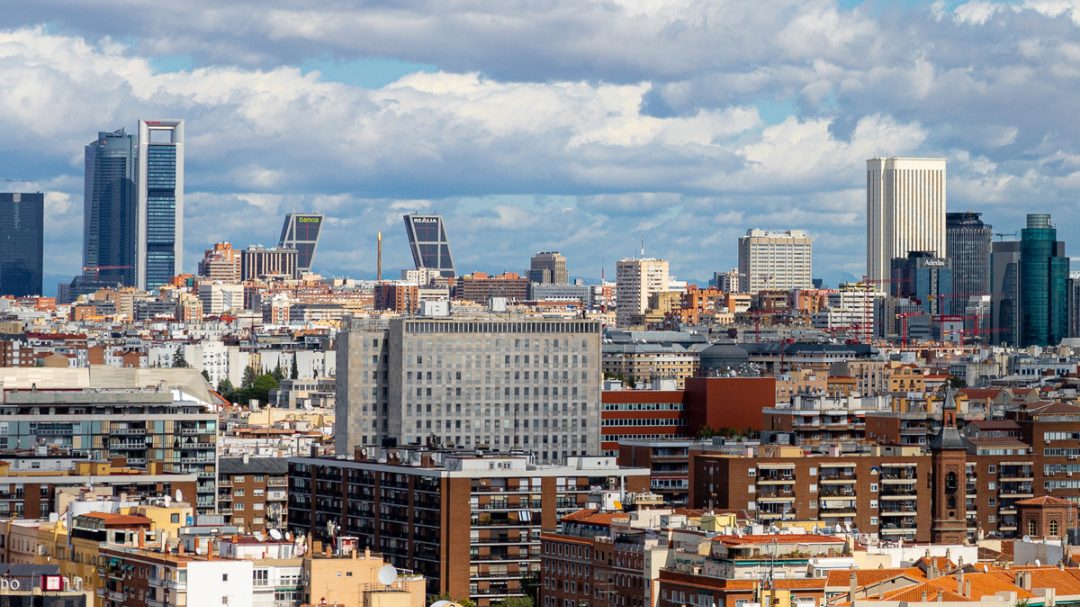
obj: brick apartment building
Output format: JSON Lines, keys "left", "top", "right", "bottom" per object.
{"left": 287, "top": 448, "right": 649, "bottom": 607}
{"left": 217, "top": 456, "right": 289, "bottom": 533}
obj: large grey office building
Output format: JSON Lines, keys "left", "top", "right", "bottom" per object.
{"left": 137, "top": 119, "right": 184, "bottom": 290}
{"left": 0, "top": 193, "right": 43, "bottom": 297}
{"left": 404, "top": 214, "right": 455, "bottom": 277}
{"left": 335, "top": 316, "right": 602, "bottom": 463}
{"left": 946, "top": 211, "right": 992, "bottom": 298}
{"left": 529, "top": 251, "right": 568, "bottom": 284}
{"left": 84, "top": 128, "right": 138, "bottom": 287}
{"left": 278, "top": 212, "right": 324, "bottom": 273}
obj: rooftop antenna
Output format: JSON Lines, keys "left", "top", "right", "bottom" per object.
{"left": 640, "top": 238, "right": 645, "bottom": 258}
{"left": 376, "top": 232, "right": 383, "bottom": 281}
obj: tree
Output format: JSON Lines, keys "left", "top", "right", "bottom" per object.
{"left": 499, "top": 598, "right": 533, "bottom": 607}
{"left": 272, "top": 362, "right": 285, "bottom": 382}
{"left": 241, "top": 366, "right": 256, "bottom": 389}
{"left": 217, "top": 378, "right": 235, "bottom": 401}
{"left": 201, "top": 369, "right": 211, "bottom": 382}
{"left": 290, "top": 355, "right": 299, "bottom": 380}
{"left": 171, "top": 347, "right": 189, "bottom": 368}
{"left": 250, "top": 373, "right": 280, "bottom": 406}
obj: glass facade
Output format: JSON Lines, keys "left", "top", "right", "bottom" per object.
{"left": 0, "top": 193, "right": 43, "bottom": 297}
{"left": 404, "top": 214, "right": 456, "bottom": 277}
{"left": 138, "top": 120, "right": 183, "bottom": 291}
{"left": 278, "top": 213, "right": 324, "bottom": 272}
{"left": 1020, "top": 213, "right": 1069, "bottom": 347}
{"left": 946, "top": 211, "right": 992, "bottom": 297}
{"left": 84, "top": 129, "right": 137, "bottom": 286}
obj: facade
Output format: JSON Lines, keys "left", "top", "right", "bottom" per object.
{"left": 373, "top": 281, "right": 421, "bottom": 313}
{"left": 991, "top": 240, "right": 1022, "bottom": 345}
{"left": 1019, "top": 213, "right": 1069, "bottom": 347}
{"left": 217, "top": 456, "right": 288, "bottom": 533}
{"left": 946, "top": 211, "right": 992, "bottom": 298}
{"left": 737, "top": 229, "right": 813, "bottom": 293}
{"left": 890, "top": 251, "right": 953, "bottom": 316}
{"left": 277, "top": 212, "right": 324, "bottom": 273}
{"left": 137, "top": 119, "right": 185, "bottom": 290}
{"left": 287, "top": 449, "right": 649, "bottom": 606}
{"left": 197, "top": 242, "right": 242, "bottom": 282}
{"left": 616, "top": 258, "right": 669, "bottom": 327}
{"left": 455, "top": 271, "right": 530, "bottom": 303}
{"left": 866, "top": 157, "right": 947, "bottom": 285}
{"left": 335, "top": 316, "right": 602, "bottom": 463}
{"left": 1070, "top": 272, "right": 1080, "bottom": 338}
{"left": 404, "top": 213, "right": 455, "bottom": 277}
{"left": 0, "top": 192, "right": 44, "bottom": 297}
{"left": 198, "top": 282, "right": 244, "bottom": 315}
{"left": 84, "top": 128, "right": 138, "bottom": 287}
{"left": 241, "top": 245, "right": 299, "bottom": 281}
{"left": 529, "top": 251, "right": 569, "bottom": 284}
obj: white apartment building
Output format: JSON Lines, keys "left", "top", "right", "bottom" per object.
{"left": 198, "top": 282, "right": 244, "bottom": 315}
{"left": 866, "top": 157, "right": 947, "bottom": 287}
{"left": 812, "top": 282, "right": 885, "bottom": 338}
{"left": 737, "top": 229, "right": 813, "bottom": 293}
{"left": 615, "top": 258, "right": 669, "bottom": 327}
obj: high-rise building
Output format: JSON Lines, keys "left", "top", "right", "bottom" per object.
{"left": 335, "top": 316, "right": 602, "bottom": 462}
{"left": 1068, "top": 272, "right": 1080, "bottom": 339}
{"left": 866, "top": 157, "right": 947, "bottom": 286}
{"left": 991, "top": 240, "right": 1022, "bottom": 346}
{"left": 403, "top": 213, "right": 455, "bottom": 277}
{"left": 84, "top": 128, "right": 138, "bottom": 286}
{"left": 615, "top": 258, "right": 669, "bottom": 327}
{"left": 528, "top": 251, "right": 568, "bottom": 284}
{"left": 946, "top": 211, "right": 992, "bottom": 298}
{"left": 197, "top": 242, "right": 242, "bottom": 283}
{"left": 737, "top": 229, "right": 813, "bottom": 293}
{"left": 0, "top": 193, "right": 44, "bottom": 297}
{"left": 137, "top": 119, "right": 184, "bottom": 290}
{"left": 889, "top": 251, "right": 953, "bottom": 316}
{"left": 278, "top": 212, "right": 323, "bottom": 274}
{"left": 241, "top": 245, "right": 299, "bottom": 281}
{"left": 1020, "top": 213, "right": 1069, "bottom": 347}
{"left": 711, "top": 268, "right": 740, "bottom": 292}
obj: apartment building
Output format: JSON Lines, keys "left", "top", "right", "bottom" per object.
{"left": 217, "top": 456, "right": 288, "bottom": 533}
{"left": 287, "top": 449, "right": 649, "bottom": 607}
{"left": 616, "top": 258, "right": 669, "bottom": 327}
{"left": 737, "top": 229, "right": 813, "bottom": 293}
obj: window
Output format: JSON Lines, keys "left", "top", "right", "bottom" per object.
{"left": 747, "top": 469, "right": 756, "bottom": 477}
{"left": 222, "top": 574, "right": 229, "bottom": 582}
{"left": 1050, "top": 519, "right": 1060, "bottom": 536}
{"left": 870, "top": 484, "right": 878, "bottom": 492}
{"left": 170, "top": 514, "right": 180, "bottom": 524}
{"left": 253, "top": 570, "right": 268, "bottom": 587}
{"left": 1028, "top": 520, "right": 1038, "bottom": 536}
{"left": 234, "top": 476, "right": 245, "bottom": 483}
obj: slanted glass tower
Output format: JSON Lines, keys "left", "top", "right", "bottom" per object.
{"left": 0, "top": 193, "right": 44, "bottom": 297}
{"left": 1020, "top": 213, "right": 1069, "bottom": 347}
{"left": 278, "top": 212, "right": 324, "bottom": 274}
{"left": 137, "top": 120, "right": 184, "bottom": 290}
{"left": 403, "top": 213, "right": 455, "bottom": 278}
{"left": 84, "top": 128, "right": 137, "bottom": 287}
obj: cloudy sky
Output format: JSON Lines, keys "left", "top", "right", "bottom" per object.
{"left": 3, "top": 0, "right": 1079, "bottom": 288}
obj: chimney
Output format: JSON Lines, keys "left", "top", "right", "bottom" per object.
{"left": 208, "top": 540, "right": 215, "bottom": 560}
{"left": 964, "top": 579, "right": 971, "bottom": 598}
{"left": 138, "top": 531, "right": 145, "bottom": 549}
{"left": 1018, "top": 571, "right": 1031, "bottom": 590}
{"left": 242, "top": 453, "right": 250, "bottom": 465}
{"left": 365, "top": 547, "right": 371, "bottom": 559}
{"left": 194, "top": 537, "right": 201, "bottom": 555}
{"left": 178, "top": 541, "right": 186, "bottom": 556}
{"left": 849, "top": 572, "right": 858, "bottom": 599}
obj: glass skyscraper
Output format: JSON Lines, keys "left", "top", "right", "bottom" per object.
{"left": 991, "top": 240, "right": 1021, "bottom": 346}
{"left": 1020, "top": 213, "right": 1069, "bottom": 347}
{"left": 946, "top": 211, "right": 992, "bottom": 297}
{"left": 137, "top": 120, "right": 184, "bottom": 290}
{"left": 0, "top": 193, "right": 44, "bottom": 297}
{"left": 278, "top": 212, "right": 324, "bottom": 273}
{"left": 84, "top": 128, "right": 137, "bottom": 286}
{"left": 404, "top": 213, "right": 455, "bottom": 277}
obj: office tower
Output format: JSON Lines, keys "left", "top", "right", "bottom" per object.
{"left": 403, "top": 213, "right": 455, "bottom": 277}
{"left": 1069, "top": 273, "right": 1080, "bottom": 338}
{"left": 241, "top": 245, "right": 299, "bottom": 280}
{"left": 0, "top": 193, "right": 44, "bottom": 297}
{"left": 737, "top": 229, "right": 813, "bottom": 293}
{"left": 866, "top": 157, "right": 947, "bottom": 286}
{"left": 278, "top": 212, "right": 323, "bottom": 274}
{"left": 1020, "top": 213, "right": 1069, "bottom": 347}
{"left": 137, "top": 119, "right": 184, "bottom": 290}
{"left": 84, "top": 128, "right": 138, "bottom": 286}
{"left": 197, "top": 242, "right": 242, "bottom": 282}
{"left": 615, "top": 257, "right": 669, "bottom": 327}
{"left": 335, "top": 316, "right": 602, "bottom": 462}
{"left": 889, "top": 252, "right": 953, "bottom": 316}
{"left": 528, "top": 251, "right": 568, "bottom": 284}
{"left": 946, "top": 211, "right": 992, "bottom": 296}
{"left": 991, "top": 240, "right": 1022, "bottom": 345}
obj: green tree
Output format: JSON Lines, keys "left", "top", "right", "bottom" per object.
{"left": 250, "top": 373, "right": 280, "bottom": 406}
{"left": 499, "top": 598, "right": 533, "bottom": 607}
{"left": 290, "top": 355, "right": 299, "bottom": 380}
{"left": 216, "top": 378, "right": 235, "bottom": 400}
{"left": 241, "top": 366, "right": 256, "bottom": 389}
{"left": 272, "top": 363, "right": 285, "bottom": 382}
{"left": 201, "top": 369, "right": 211, "bottom": 382}
{"left": 171, "top": 348, "right": 189, "bottom": 368}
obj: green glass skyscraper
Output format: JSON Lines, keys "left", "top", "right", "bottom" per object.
{"left": 1020, "top": 213, "right": 1069, "bottom": 347}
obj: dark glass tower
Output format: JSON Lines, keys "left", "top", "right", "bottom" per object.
{"left": 278, "top": 213, "right": 324, "bottom": 273}
{"left": 137, "top": 119, "right": 184, "bottom": 290}
{"left": 84, "top": 128, "right": 137, "bottom": 286}
{"left": 403, "top": 214, "right": 455, "bottom": 277}
{"left": 1020, "top": 213, "right": 1069, "bottom": 347}
{"left": 0, "top": 193, "right": 44, "bottom": 297}
{"left": 946, "top": 211, "right": 992, "bottom": 297}
{"left": 991, "top": 240, "right": 1021, "bottom": 346}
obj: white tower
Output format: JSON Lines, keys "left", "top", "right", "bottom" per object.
{"left": 866, "top": 157, "right": 946, "bottom": 288}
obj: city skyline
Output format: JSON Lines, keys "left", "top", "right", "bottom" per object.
{"left": 3, "top": 3, "right": 1080, "bottom": 287}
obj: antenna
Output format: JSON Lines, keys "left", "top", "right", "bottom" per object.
{"left": 377, "top": 564, "right": 398, "bottom": 586}
{"left": 640, "top": 238, "right": 645, "bottom": 258}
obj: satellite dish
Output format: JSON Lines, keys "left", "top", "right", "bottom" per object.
{"left": 377, "top": 564, "right": 398, "bottom": 586}
{"left": 1035, "top": 559, "right": 1041, "bottom": 566}
{"left": 286, "top": 531, "right": 293, "bottom": 541}
{"left": 254, "top": 531, "right": 265, "bottom": 542}
{"left": 430, "top": 602, "right": 452, "bottom": 607}
{"left": 175, "top": 489, "right": 183, "bottom": 503}
{"left": 269, "top": 529, "right": 283, "bottom": 541}
{"left": 164, "top": 495, "right": 172, "bottom": 507}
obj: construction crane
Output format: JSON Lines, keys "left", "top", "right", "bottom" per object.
{"left": 994, "top": 232, "right": 1018, "bottom": 241}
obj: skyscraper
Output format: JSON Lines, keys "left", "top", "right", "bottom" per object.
{"left": 866, "top": 157, "right": 947, "bottom": 286}
{"left": 737, "top": 229, "right": 813, "bottom": 293}
{"left": 0, "top": 193, "right": 44, "bottom": 297}
{"left": 1068, "top": 272, "right": 1080, "bottom": 339}
{"left": 1020, "top": 213, "right": 1069, "bottom": 347}
{"left": 278, "top": 212, "right": 324, "bottom": 274}
{"left": 404, "top": 214, "right": 455, "bottom": 277}
{"left": 615, "top": 257, "right": 669, "bottom": 327}
{"left": 528, "top": 251, "right": 568, "bottom": 284}
{"left": 990, "top": 240, "right": 1021, "bottom": 346}
{"left": 84, "top": 128, "right": 137, "bottom": 286}
{"left": 137, "top": 119, "right": 184, "bottom": 290}
{"left": 946, "top": 211, "right": 992, "bottom": 298}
